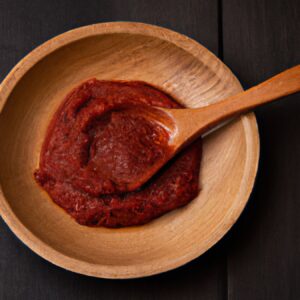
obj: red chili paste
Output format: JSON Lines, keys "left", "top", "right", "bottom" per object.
{"left": 34, "top": 80, "right": 202, "bottom": 227}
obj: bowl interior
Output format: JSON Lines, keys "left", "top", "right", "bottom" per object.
{"left": 0, "top": 27, "right": 258, "bottom": 278}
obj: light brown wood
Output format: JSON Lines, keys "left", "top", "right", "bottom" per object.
{"left": 133, "top": 66, "right": 300, "bottom": 188}
{"left": 167, "top": 65, "right": 300, "bottom": 148}
{"left": 0, "top": 22, "right": 259, "bottom": 279}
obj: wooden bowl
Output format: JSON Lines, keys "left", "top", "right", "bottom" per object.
{"left": 0, "top": 22, "right": 259, "bottom": 278}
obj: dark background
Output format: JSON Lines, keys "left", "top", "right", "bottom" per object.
{"left": 0, "top": 0, "right": 299, "bottom": 299}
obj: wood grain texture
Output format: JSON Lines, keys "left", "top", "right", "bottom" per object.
{"left": 223, "top": 0, "right": 300, "bottom": 299}
{"left": 0, "top": 1, "right": 225, "bottom": 299}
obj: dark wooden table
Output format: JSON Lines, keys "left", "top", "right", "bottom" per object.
{"left": 0, "top": 1, "right": 299, "bottom": 299}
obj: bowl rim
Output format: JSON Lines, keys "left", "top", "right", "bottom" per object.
{"left": 0, "top": 21, "right": 260, "bottom": 279}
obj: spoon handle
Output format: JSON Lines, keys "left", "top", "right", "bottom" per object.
{"left": 194, "top": 65, "right": 300, "bottom": 132}
{"left": 167, "top": 65, "right": 300, "bottom": 148}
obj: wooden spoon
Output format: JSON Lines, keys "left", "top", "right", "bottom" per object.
{"left": 133, "top": 65, "right": 300, "bottom": 190}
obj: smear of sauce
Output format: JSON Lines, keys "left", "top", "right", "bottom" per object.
{"left": 34, "top": 79, "right": 202, "bottom": 227}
